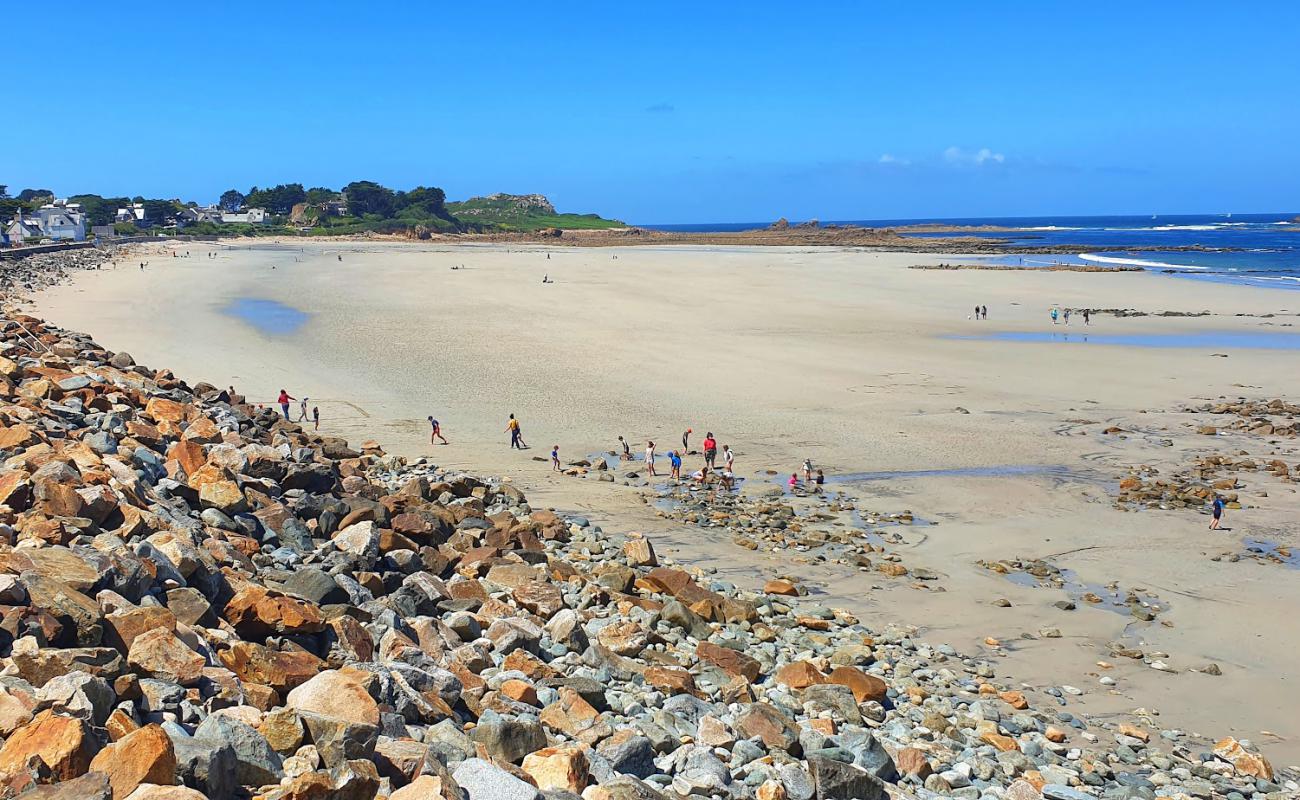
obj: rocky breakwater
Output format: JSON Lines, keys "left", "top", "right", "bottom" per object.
{"left": 0, "top": 250, "right": 113, "bottom": 296}
{"left": 0, "top": 312, "right": 1289, "bottom": 800}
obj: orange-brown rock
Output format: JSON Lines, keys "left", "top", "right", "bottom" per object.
{"left": 523, "top": 745, "right": 590, "bottom": 794}
{"left": 500, "top": 679, "right": 539, "bottom": 706}
{"left": 982, "top": 731, "right": 1020, "bottom": 752}
{"left": 539, "top": 687, "right": 600, "bottom": 737}
{"left": 1118, "top": 722, "right": 1149, "bottom": 742}
{"left": 106, "top": 606, "right": 178, "bottom": 654}
{"left": 165, "top": 440, "right": 206, "bottom": 479}
{"left": 285, "top": 669, "right": 380, "bottom": 726}
{"left": 88, "top": 724, "right": 176, "bottom": 799}
{"left": 218, "top": 640, "right": 323, "bottom": 694}
{"left": 775, "top": 660, "right": 825, "bottom": 690}
{"left": 128, "top": 628, "right": 205, "bottom": 686}
{"left": 0, "top": 710, "right": 98, "bottom": 782}
{"left": 643, "top": 666, "right": 698, "bottom": 696}
{"left": 224, "top": 585, "right": 325, "bottom": 637}
{"left": 144, "top": 397, "right": 189, "bottom": 424}
{"left": 895, "top": 746, "right": 933, "bottom": 778}
{"left": 106, "top": 708, "right": 141, "bottom": 742}
{"left": 1213, "top": 737, "right": 1274, "bottom": 780}
{"left": 763, "top": 578, "right": 800, "bottom": 596}
{"left": 998, "top": 690, "right": 1029, "bottom": 710}
{"left": 696, "top": 642, "right": 761, "bottom": 682}
{"left": 827, "top": 665, "right": 887, "bottom": 703}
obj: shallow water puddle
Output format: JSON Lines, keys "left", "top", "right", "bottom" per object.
{"left": 222, "top": 298, "right": 309, "bottom": 335}
{"left": 1242, "top": 538, "right": 1299, "bottom": 568}
{"left": 827, "top": 464, "right": 1078, "bottom": 484}
{"left": 950, "top": 330, "right": 1300, "bottom": 350}
{"left": 995, "top": 565, "right": 1169, "bottom": 618}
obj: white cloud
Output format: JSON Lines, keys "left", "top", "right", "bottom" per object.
{"left": 878, "top": 153, "right": 911, "bottom": 166}
{"left": 943, "top": 146, "right": 1005, "bottom": 166}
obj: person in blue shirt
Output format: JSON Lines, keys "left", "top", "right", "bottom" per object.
{"left": 1210, "top": 495, "right": 1225, "bottom": 530}
{"left": 669, "top": 450, "right": 682, "bottom": 480}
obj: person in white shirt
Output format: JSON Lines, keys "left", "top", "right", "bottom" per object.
{"left": 645, "top": 441, "right": 657, "bottom": 476}
{"left": 723, "top": 445, "right": 734, "bottom": 472}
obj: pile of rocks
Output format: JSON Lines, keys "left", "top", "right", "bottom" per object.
{"left": 0, "top": 250, "right": 113, "bottom": 296}
{"left": 1117, "top": 452, "right": 1295, "bottom": 511}
{"left": 0, "top": 310, "right": 1290, "bottom": 800}
{"left": 1184, "top": 400, "right": 1300, "bottom": 438}
{"left": 648, "top": 485, "right": 932, "bottom": 582}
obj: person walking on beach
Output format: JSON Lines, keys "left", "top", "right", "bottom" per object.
{"left": 1082, "top": 309, "right": 1091, "bottom": 326}
{"left": 703, "top": 432, "right": 718, "bottom": 467}
{"left": 723, "top": 444, "right": 734, "bottom": 473}
{"left": 1050, "top": 307, "right": 1059, "bottom": 325}
{"left": 645, "top": 441, "right": 657, "bottom": 476}
{"left": 1210, "top": 495, "right": 1225, "bottom": 530}
{"left": 981, "top": 305, "right": 988, "bottom": 320}
{"left": 618, "top": 435, "right": 631, "bottom": 459}
{"left": 802, "top": 458, "right": 814, "bottom": 485}
{"left": 277, "top": 389, "right": 294, "bottom": 421}
{"left": 669, "top": 449, "right": 682, "bottom": 480}
{"left": 428, "top": 416, "right": 448, "bottom": 445}
{"left": 682, "top": 428, "right": 692, "bottom": 453}
{"left": 551, "top": 445, "right": 562, "bottom": 472}
{"left": 506, "top": 414, "right": 523, "bottom": 449}
{"left": 297, "top": 396, "right": 310, "bottom": 422}
{"left": 1064, "top": 308, "right": 1072, "bottom": 325}
{"left": 312, "top": 405, "right": 320, "bottom": 430}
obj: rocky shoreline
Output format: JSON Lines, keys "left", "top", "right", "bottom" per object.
{"left": 0, "top": 253, "right": 1291, "bottom": 800}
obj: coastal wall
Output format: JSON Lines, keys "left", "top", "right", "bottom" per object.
{"left": 0, "top": 241, "right": 95, "bottom": 260}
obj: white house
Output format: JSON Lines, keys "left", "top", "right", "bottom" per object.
{"left": 34, "top": 202, "right": 87, "bottom": 241}
{"left": 115, "top": 203, "right": 146, "bottom": 226}
{"left": 221, "top": 208, "right": 267, "bottom": 224}
{"left": 178, "top": 205, "right": 224, "bottom": 225}
{"left": 5, "top": 200, "right": 86, "bottom": 243}
{"left": 4, "top": 215, "right": 43, "bottom": 244}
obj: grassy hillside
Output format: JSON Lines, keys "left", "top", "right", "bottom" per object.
{"left": 447, "top": 193, "right": 624, "bottom": 231}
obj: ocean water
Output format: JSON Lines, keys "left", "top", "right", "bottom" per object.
{"left": 640, "top": 213, "right": 1300, "bottom": 289}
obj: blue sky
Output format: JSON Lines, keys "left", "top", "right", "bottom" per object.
{"left": 5, "top": 1, "right": 1298, "bottom": 222}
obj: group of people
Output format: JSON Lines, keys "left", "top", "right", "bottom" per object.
{"left": 276, "top": 389, "right": 320, "bottom": 430}
{"left": 787, "top": 458, "right": 825, "bottom": 492}
{"left": 1049, "top": 306, "right": 1091, "bottom": 326}
{"left": 640, "top": 431, "right": 739, "bottom": 488}
{"left": 971, "top": 305, "right": 989, "bottom": 320}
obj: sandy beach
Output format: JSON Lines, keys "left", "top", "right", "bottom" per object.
{"left": 29, "top": 239, "right": 1300, "bottom": 765}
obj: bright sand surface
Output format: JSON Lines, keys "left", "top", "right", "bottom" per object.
{"left": 30, "top": 240, "right": 1300, "bottom": 763}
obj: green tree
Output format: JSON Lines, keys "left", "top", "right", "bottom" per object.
{"left": 245, "top": 183, "right": 305, "bottom": 215}
{"left": 69, "top": 194, "right": 130, "bottom": 227}
{"left": 219, "top": 189, "right": 245, "bottom": 212}
{"left": 304, "top": 187, "right": 336, "bottom": 206}
{"left": 343, "top": 181, "right": 396, "bottom": 218}
{"left": 140, "top": 199, "right": 178, "bottom": 226}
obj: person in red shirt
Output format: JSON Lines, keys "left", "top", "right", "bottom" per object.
{"left": 277, "top": 389, "right": 294, "bottom": 421}
{"left": 703, "top": 432, "right": 718, "bottom": 468}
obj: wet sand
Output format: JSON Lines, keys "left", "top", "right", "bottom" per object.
{"left": 30, "top": 240, "right": 1300, "bottom": 763}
